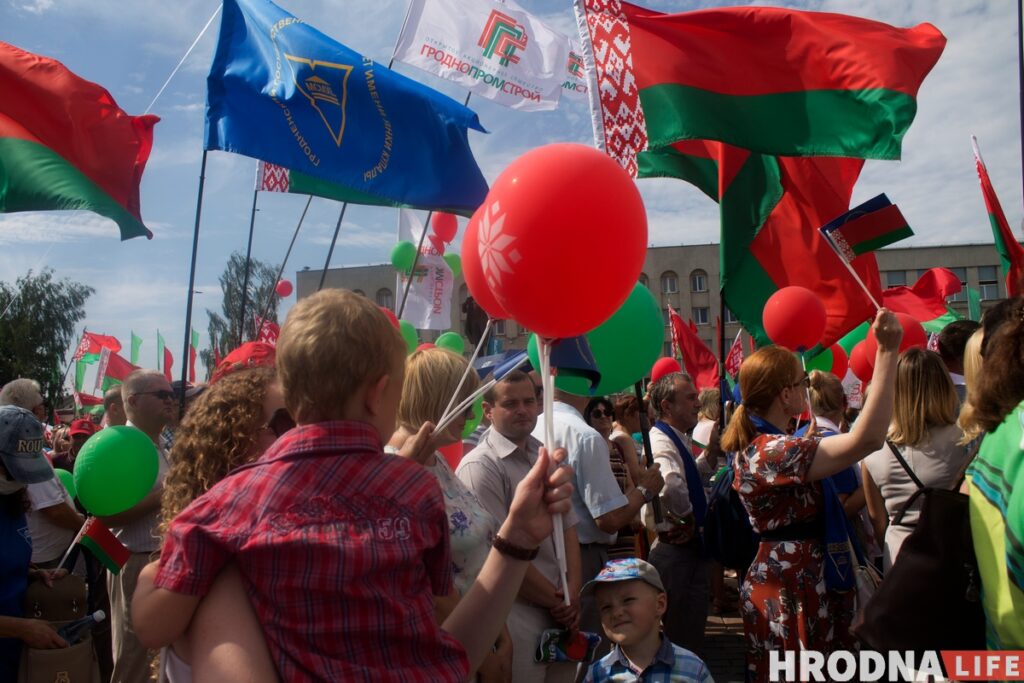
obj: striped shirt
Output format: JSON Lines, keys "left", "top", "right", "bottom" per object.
{"left": 155, "top": 420, "right": 468, "bottom": 681}
{"left": 584, "top": 636, "right": 714, "bottom": 682}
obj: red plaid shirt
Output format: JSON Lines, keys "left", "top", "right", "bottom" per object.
{"left": 155, "top": 421, "right": 468, "bottom": 681}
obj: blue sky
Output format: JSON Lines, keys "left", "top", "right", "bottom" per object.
{"left": 1, "top": 0, "right": 1021, "bottom": 387}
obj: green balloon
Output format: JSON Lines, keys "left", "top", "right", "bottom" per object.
{"left": 55, "top": 468, "right": 76, "bottom": 500}
{"left": 436, "top": 331, "right": 466, "bottom": 355}
{"left": 804, "top": 347, "right": 834, "bottom": 374}
{"left": 73, "top": 426, "right": 158, "bottom": 517}
{"left": 399, "top": 320, "right": 418, "bottom": 354}
{"left": 390, "top": 241, "right": 417, "bottom": 272}
{"left": 462, "top": 395, "right": 484, "bottom": 438}
{"left": 443, "top": 253, "right": 462, "bottom": 278}
{"left": 837, "top": 320, "right": 870, "bottom": 355}
{"left": 527, "top": 284, "right": 663, "bottom": 395}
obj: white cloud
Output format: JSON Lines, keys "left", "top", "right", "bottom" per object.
{"left": 0, "top": 213, "right": 129, "bottom": 244}
{"left": 14, "top": 0, "right": 54, "bottom": 14}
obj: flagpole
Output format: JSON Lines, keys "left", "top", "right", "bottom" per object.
{"left": 179, "top": 150, "right": 208, "bottom": 419}
{"left": 821, "top": 232, "right": 882, "bottom": 309}
{"left": 633, "top": 381, "right": 663, "bottom": 526}
{"left": 718, "top": 295, "right": 728, "bottom": 435}
{"left": 316, "top": 202, "right": 349, "bottom": 292}
{"left": 237, "top": 185, "right": 260, "bottom": 347}
{"left": 1018, "top": 0, "right": 1023, "bottom": 209}
{"left": 255, "top": 195, "right": 313, "bottom": 338}
{"left": 57, "top": 517, "right": 90, "bottom": 571}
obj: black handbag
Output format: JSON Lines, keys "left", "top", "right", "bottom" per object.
{"left": 853, "top": 440, "right": 986, "bottom": 653}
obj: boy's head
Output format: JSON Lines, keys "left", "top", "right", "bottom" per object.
{"left": 277, "top": 289, "right": 406, "bottom": 433}
{"left": 583, "top": 558, "right": 667, "bottom": 648}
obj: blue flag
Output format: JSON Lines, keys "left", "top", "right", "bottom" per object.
{"left": 206, "top": 0, "right": 490, "bottom": 214}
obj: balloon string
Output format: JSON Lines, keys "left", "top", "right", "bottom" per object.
{"left": 539, "top": 338, "right": 570, "bottom": 607}
{"left": 439, "top": 318, "right": 493, "bottom": 424}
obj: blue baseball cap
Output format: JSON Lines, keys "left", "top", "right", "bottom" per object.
{"left": 581, "top": 558, "right": 666, "bottom": 595}
{"left": 0, "top": 405, "right": 53, "bottom": 484}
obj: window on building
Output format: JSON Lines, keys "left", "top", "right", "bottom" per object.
{"left": 376, "top": 288, "right": 393, "bottom": 310}
{"left": 884, "top": 271, "right": 907, "bottom": 288}
{"left": 693, "top": 307, "right": 709, "bottom": 325}
{"left": 725, "top": 308, "right": 739, "bottom": 323}
{"left": 639, "top": 272, "right": 649, "bottom": 289}
{"left": 948, "top": 267, "right": 967, "bottom": 302}
{"left": 978, "top": 265, "right": 1000, "bottom": 300}
{"left": 661, "top": 272, "right": 679, "bottom": 294}
{"left": 690, "top": 269, "right": 708, "bottom": 293}
{"left": 353, "top": 289, "right": 366, "bottom": 297}
{"left": 664, "top": 341, "right": 674, "bottom": 357}
{"left": 494, "top": 320, "right": 507, "bottom": 336}
{"left": 662, "top": 309, "right": 671, "bottom": 327}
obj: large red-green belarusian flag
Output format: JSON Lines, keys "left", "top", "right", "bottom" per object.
{"left": 972, "top": 137, "right": 1024, "bottom": 297}
{"left": 94, "top": 348, "right": 139, "bottom": 392}
{"left": 73, "top": 332, "right": 122, "bottom": 363}
{"left": 0, "top": 42, "right": 158, "bottom": 240}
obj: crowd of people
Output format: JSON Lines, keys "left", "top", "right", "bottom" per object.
{"left": 0, "top": 289, "right": 1022, "bottom": 682}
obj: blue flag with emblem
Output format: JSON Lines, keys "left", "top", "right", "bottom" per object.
{"left": 205, "top": 0, "right": 490, "bottom": 214}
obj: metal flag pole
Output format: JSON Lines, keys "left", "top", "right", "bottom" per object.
{"left": 316, "top": 203, "right": 349, "bottom": 292}
{"left": 237, "top": 178, "right": 260, "bottom": 347}
{"left": 255, "top": 195, "right": 314, "bottom": 336}
{"left": 179, "top": 150, "right": 208, "bottom": 419}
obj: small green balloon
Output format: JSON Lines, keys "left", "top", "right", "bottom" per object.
{"left": 436, "top": 331, "right": 466, "bottom": 355}
{"left": 443, "top": 253, "right": 462, "bottom": 278}
{"left": 462, "top": 395, "right": 484, "bottom": 438}
{"left": 391, "top": 241, "right": 417, "bottom": 272}
{"left": 837, "top": 320, "right": 870, "bottom": 355}
{"left": 73, "top": 426, "right": 158, "bottom": 517}
{"left": 399, "top": 320, "right": 418, "bottom": 355}
{"left": 804, "top": 348, "right": 834, "bottom": 374}
{"left": 55, "top": 468, "right": 76, "bottom": 500}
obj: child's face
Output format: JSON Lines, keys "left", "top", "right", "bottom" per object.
{"left": 595, "top": 580, "right": 666, "bottom": 648}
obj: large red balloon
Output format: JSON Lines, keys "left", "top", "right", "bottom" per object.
{"left": 762, "top": 286, "right": 826, "bottom": 352}
{"left": 864, "top": 312, "right": 926, "bottom": 358}
{"left": 461, "top": 212, "right": 510, "bottom": 320}
{"left": 829, "top": 344, "right": 849, "bottom": 381}
{"left": 467, "top": 143, "right": 647, "bottom": 339}
{"left": 431, "top": 213, "right": 458, "bottom": 243}
{"left": 650, "top": 357, "right": 682, "bottom": 384}
{"left": 849, "top": 341, "right": 874, "bottom": 383}
{"left": 275, "top": 279, "right": 293, "bottom": 297}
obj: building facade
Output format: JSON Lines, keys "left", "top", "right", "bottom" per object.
{"left": 296, "top": 242, "right": 1013, "bottom": 354}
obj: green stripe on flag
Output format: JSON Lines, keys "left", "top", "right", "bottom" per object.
{"left": 638, "top": 85, "right": 917, "bottom": 160}
{"left": 921, "top": 307, "right": 962, "bottom": 333}
{"left": 130, "top": 332, "right": 142, "bottom": 365}
{"left": 74, "top": 360, "right": 87, "bottom": 393}
{"left": 853, "top": 226, "right": 914, "bottom": 256}
{"left": 638, "top": 148, "right": 720, "bottom": 200}
{"left": 80, "top": 535, "right": 121, "bottom": 573}
{"left": 968, "top": 287, "right": 982, "bottom": 321}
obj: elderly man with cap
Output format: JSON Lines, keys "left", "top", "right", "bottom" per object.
{"left": 0, "top": 405, "right": 70, "bottom": 679}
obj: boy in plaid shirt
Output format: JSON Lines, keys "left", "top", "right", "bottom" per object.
{"left": 132, "top": 290, "right": 574, "bottom": 681}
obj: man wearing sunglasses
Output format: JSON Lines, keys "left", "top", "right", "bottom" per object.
{"left": 100, "top": 370, "right": 173, "bottom": 683}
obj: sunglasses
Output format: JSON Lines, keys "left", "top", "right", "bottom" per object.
{"left": 590, "top": 408, "right": 612, "bottom": 419}
{"left": 136, "top": 390, "right": 175, "bottom": 401}
{"left": 263, "top": 408, "right": 296, "bottom": 438}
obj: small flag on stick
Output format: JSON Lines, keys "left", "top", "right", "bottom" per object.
{"left": 59, "top": 517, "right": 130, "bottom": 574}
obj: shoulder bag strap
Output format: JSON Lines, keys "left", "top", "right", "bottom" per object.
{"left": 886, "top": 439, "right": 926, "bottom": 490}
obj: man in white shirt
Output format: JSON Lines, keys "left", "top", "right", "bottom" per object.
{"left": 647, "top": 372, "right": 717, "bottom": 656}
{"left": 101, "top": 370, "right": 173, "bottom": 683}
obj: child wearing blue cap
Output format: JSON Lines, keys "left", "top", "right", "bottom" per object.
{"left": 582, "top": 558, "right": 714, "bottom": 682}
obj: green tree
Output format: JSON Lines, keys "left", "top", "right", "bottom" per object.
{"left": 200, "top": 252, "right": 280, "bottom": 375}
{"left": 0, "top": 269, "right": 93, "bottom": 414}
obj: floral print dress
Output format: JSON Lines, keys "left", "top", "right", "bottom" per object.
{"left": 732, "top": 433, "right": 856, "bottom": 683}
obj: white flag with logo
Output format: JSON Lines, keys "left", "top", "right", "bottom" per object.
{"left": 397, "top": 210, "right": 454, "bottom": 330}
{"left": 561, "top": 38, "right": 589, "bottom": 100}
{"left": 394, "top": 0, "right": 568, "bottom": 111}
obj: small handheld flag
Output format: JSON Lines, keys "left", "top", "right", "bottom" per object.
{"left": 820, "top": 194, "right": 913, "bottom": 262}
{"left": 59, "top": 517, "right": 130, "bottom": 575}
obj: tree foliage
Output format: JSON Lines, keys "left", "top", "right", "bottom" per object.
{"left": 0, "top": 269, "right": 93, "bottom": 413}
{"left": 200, "top": 252, "right": 280, "bottom": 374}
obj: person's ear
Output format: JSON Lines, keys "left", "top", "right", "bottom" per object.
{"left": 483, "top": 401, "right": 494, "bottom": 422}
{"left": 364, "top": 373, "right": 391, "bottom": 417}
{"left": 655, "top": 591, "right": 667, "bottom": 618}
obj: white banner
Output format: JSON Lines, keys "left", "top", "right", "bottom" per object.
{"left": 396, "top": 210, "right": 454, "bottom": 330}
{"left": 561, "top": 38, "right": 588, "bottom": 99}
{"left": 92, "top": 347, "right": 110, "bottom": 394}
{"left": 394, "top": 0, "right": 568, "bottom": 111}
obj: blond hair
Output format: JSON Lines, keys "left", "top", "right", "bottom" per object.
{"left": 697, "top": 388, "right": 720, "bottom": 421}
{"left": 889, "top": 348, "right": 959, "bottom": 446}
{"left": 277, "top": 289, "right": 405, "bottom": 423}
{"left": 808, "top": 370, "right": 845, "bottom": 418}
{"left": 721, "top": 346, "right": 801, "bottom": 453}
{"left": 398, "top": 348, "right": 479, "bottom": 430}
{"left": 958, "top": 329, "right": 985, "bottom": 444}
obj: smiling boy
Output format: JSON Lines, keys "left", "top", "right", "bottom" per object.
{"left": 583, "top": 558, "right": 714, "bottom": 682}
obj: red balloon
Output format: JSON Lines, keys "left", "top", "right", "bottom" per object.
{"left": 650, "top": 357, "right": 682, "bottom": 384}
{"left": 431, "top": 213, "right": 458, "bottom": 243}
{"left": 762, "top": 286, "right": 826, "bottom": 352}
{"left": 428, "top": 234, "right": 446, "bottom": 256}
{"left": 416, "top": 343, "right": 436, "bottom": 352}
{"left": 275, "top": 279, "right": 293, "bottom": 297}
{"left": 461, "top": 210, "right": 510, "bottom": 320}
{"left": 468, "top": 143, "right": 647, "bottom": 339}
{"left": 378, "top": 306, "right": 400, "bottom": 329}
{"left": 849, "top": 341, "right": 874, "bottom": 382}
{"left": 864, "top": 312, "right": 927, "bottom": 358}
{"left": 829, "top": 344, "right": 849, "bottom": 380}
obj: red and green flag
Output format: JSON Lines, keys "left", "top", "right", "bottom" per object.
{"left": 73, "top": 332, "right": 122, "bottom": 364}
{"left": 0, "top": 42, "right": 158, "bottom": 240}
{"left": 94, "top": 348, "right": 139, "bottom": 392}
{"left": 130, "top": 332, "right": 142, "bottom": 366}
{"left": 972, "top": 136, "right": 1024, "bottom": 297}
{"left": 77, "top": 518, "right": 130, "bottom": 574}
{"left": 882, "top": 268, "right": 964, "bottom": 333}
{"left": 188, "top": 329, "right": 200, "bottom": 383}
{"left": 156, "top": 331, "right": 173, "bottom": 381}
{"left": 667, "top": 305, "right": 719, "bottom": 390}
{"left": 820, "top": 194, "right": 913, "bottom": 262}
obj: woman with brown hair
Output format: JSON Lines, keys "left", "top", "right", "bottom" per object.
{"left": 722, "top": 309, "right": 902, "bottom": 682}
{"left": 861, "top": 348, "right": 969, "bottom": 571}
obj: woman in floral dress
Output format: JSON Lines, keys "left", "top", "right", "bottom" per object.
{"left": 721, "top": 310, "right": 902, "bottom": 682}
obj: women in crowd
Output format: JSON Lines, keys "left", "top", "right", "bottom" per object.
{"left": 957, "top": 328, "right": 985, "bottom": 447}
{"left": 610, "top": 394, "right": 643, "bottom": 483}
{"left": 721, "top": 309, "right": 902, "bottom": 683}
{"left": 143, "top": 367, "right": 286, "bottom": 682}
{"left": 387, "top": 347, "right": 510, "bottom": 682}
{"left": 585, "top": 396, "right": 636, "bottom": 559}
{"left": 861, "top": 349, "right": 969, "bottom": 572}
{"left": 967, "top": 295, "right": 1024, "bottom": 649}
